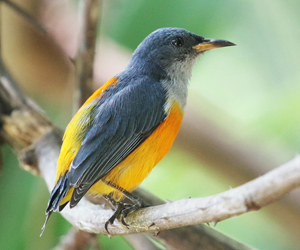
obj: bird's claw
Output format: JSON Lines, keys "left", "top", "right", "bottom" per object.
{"left": 104, "top": 202, "right": 131, "bottom": 233}
{"left": 103, "top": 195, "right": 150, "bottom": 233}
{"left": 104, "top": 220, "right": 112, "bottom": 234}
{"left": 120, "top": 215, "right": 129, "bottom": 227}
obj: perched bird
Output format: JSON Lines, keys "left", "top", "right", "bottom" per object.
{"left": 42, "top": 27, "right": 235, "bottom": 234}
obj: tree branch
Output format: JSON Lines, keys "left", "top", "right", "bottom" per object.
{"left": 53, "top": 156, "right": 300, "bottom": 235}
{"left": 73, "top": 0, "right": 102, "bottom": 111}
{"left": 1, "top": 0, "right": 46, "bottom": 34}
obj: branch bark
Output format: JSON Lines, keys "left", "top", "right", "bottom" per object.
{"left": 53, "top": 156, "right": 300, "bottom": 235}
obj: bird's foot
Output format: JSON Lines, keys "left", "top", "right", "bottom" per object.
{"left": 121, "top": 201, "right": 150, "bottom": 218}
{"left": 105, "top": 202, "right": 130, "bottom": 233}
{"left": 104, "top": 200, "right": 150, "bottom": 233}
{"left": 118, "top": 199, "right": 150, "bottom": 227}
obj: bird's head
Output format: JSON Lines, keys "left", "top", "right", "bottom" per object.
{"left": 127, "top": 27, "right": 235, "bottom": 81}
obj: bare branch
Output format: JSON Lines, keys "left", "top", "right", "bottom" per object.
{"left": 89, "top": 189, "right": 257, "bottom": 250}
{"left": 68, "top": 0, "right": 104, "bottom": 245}
{"left": 53, "top": 156, "right": 300, "bottom": 236}
{"left": 0, "top": 57, "right": 53, "bottom": 175}
{"left": 73, "top": 0, "right": 102, "bottom": 112}
{"left": 1, "top": 0, "right": 46, "bottom": 34}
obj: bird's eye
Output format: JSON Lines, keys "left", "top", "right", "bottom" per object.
{"left": 171, "top": 37, "right": 184, "bottom": 47}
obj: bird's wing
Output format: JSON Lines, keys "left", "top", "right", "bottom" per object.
{"left": 54, "top": 77, "right": 119, "bottom": 183}
{"left": 67, "top": 78, "right": 167, "bottom": 206}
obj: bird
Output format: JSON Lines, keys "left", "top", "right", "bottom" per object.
{"left": 41, "top": 27, "right": 235, "bottom": 235}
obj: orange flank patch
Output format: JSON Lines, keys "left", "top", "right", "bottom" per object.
{"left": 88, "top": 102, "right": 184, "bottom": 200}
{"left": 55, "top": 77, "right": 118, "bottom": 206}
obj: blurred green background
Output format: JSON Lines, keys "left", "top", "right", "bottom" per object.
{"left": 1, "top": 0, "right": 300, "bottom": 249}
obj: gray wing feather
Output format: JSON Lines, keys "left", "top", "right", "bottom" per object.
{"left": 67, "top": 79, "right": 166, "bottom": 206}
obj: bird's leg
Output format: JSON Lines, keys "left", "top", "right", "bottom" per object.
{"left": 102, "top": 194, "right": 131, "bottom": 232}
{"left": 102, "top": 181, "right": 150, "bottom": 229}
{"left": 105, "top": 201, "right": 128, "bottom": 232}
{"left": 119, "top": 188, "right": 150, "bottom": 218}
{"left": 103, "top": 193, "right": 123, "bottom": 208}
{"left": 105, "top": 181, "right": 150, "bottom": 209}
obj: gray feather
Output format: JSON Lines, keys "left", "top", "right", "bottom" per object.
{"left": 68, "top": 77, "right": 167, "bottom": 206}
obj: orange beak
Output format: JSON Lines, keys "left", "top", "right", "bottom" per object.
{"left": 193, "top": 38, "right": 236, "bottom": 52}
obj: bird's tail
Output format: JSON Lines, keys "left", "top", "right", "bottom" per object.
{"left": 40, "top": 174, "right": 70, "bottom": 236}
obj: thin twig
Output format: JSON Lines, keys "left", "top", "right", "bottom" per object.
{"left": 67, "top": 0, "right": 103, "bottom": 247}
{"left": 73, "top": 0, "right": 102, "bottom": 113}
{"left": 1, "top": 0, "right": 46, "bottom": 34}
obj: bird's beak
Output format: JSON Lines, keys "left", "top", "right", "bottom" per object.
{"left": 193, "top": 38, "right": 236, "bottom": 52}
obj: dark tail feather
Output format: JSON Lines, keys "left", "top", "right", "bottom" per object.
{"left": 70, "top": 183, "right": 92, "bottom": 208}
{"left": 46, "top": 174, "right": 70, "bottom": 214}
{"left": 41, "top": 175, "right": 70, "bottom": 236}
{"left": 40, "top": 211, "right": 52, "bottom": 237}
